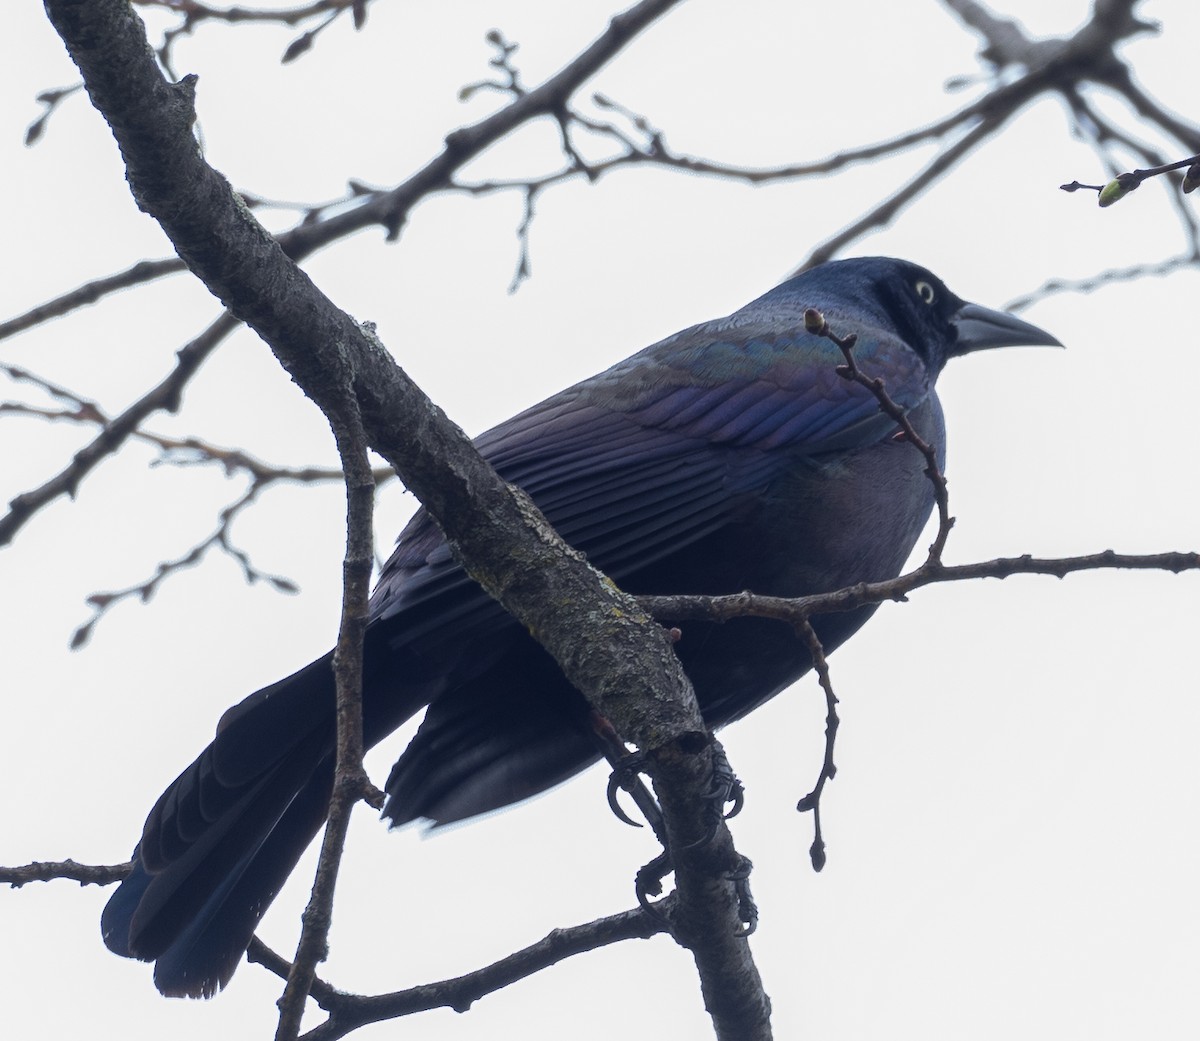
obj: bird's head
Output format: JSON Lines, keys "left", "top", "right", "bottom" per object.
{"left": 796, "top": 257, "right": 1062, "bottom": 372}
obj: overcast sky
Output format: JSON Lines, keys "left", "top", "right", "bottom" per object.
{"left": 4, "top": 1, "right": 1199, "bottom": 1038}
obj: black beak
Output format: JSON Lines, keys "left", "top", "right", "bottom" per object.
{"left": 951, "top": 302, "right": 1063, "bottom": 356}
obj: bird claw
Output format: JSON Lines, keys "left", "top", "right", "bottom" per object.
{"left": 728, "top": 855, "right": 758, "bottom": 936}
{"left": 611, "top": 740, "right": 751, "bottom": 937}
{"left": 682, "top": 742, "right": 745, "bottom": 851}
{"left": 635, "top": 850, "right": 673, "bottom": 920}
{"left": 705, "top": 741, "right": 745, "bottom": 820}
{"left": 637, "top": 850, "right": 757, "bottom": 938}
{"left": 605, "top": 751, "right": 654, "bottom": 829}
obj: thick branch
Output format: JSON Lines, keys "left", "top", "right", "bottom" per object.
{"left": 4, "top": 0, "right": 684, "bottom": 546}
{"left": 43, "top": 0, "right": 766, "bottom": 1034}
{"left": 43, "top": 0, "right": 705, "bottom": 740}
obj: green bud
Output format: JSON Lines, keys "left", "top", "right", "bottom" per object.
{"left": 1099, "top": 173, "right": 1142, "bottom": 207}
{"left": 803, "top": 308, "right": 826, "bottom": 334}
{"left": 1097, "top": 178, "right": 1128, "bottom": 207}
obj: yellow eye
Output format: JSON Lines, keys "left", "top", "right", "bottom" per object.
{"left": 915, "top": 281, "right": 936, "bottom": 305}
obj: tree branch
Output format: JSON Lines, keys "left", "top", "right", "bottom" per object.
{"left": 637, "top": 550, "right": 1200, "bottom": 628}
{"left": 42, "top": 0, "right": 769, "bottom": 1035}
{"left": 0, "top": 310, "right": 239, "bottom": 547}
{"left": 275, "top": 378, "right": 379, "bottom": 1039}
{"left": 0, "top": 257, "right": 185, "bottom": 343}
{"left": 6, "top": 0, "right": 688, "bottom": 549}
{"left": 258, "top": 909, "right": 668, "bottom": 1040}
{"left": 1, "top": 859, "right": 132, "bottom": 887}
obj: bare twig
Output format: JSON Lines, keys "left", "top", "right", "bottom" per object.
{"left": 1005, "top": 253, "right": 1200, "bottom": 313}
{"left": 24, "top": 82, "right": 84, "bottom": 146}
{"left": 275, "top": 374, "right": 379, "bottom": 1039}
{"left": 458, "top": 28, "right": 526, "bottom": 101}
{"left": 6, "top": 0, "right": 697, "bottom": 549}
{"left": 1110, "top": 79, "right": 1200, "bottom": 157}
{"left": 69, "top": 479, "right": 296, "bottom": 650}
{"left": 17, "top": 2, "right": 1199, "bottom": 1035}
{"left": 793, "top": 622, "right": 837, "bottom": 873}
{"left": 1006, "top": 85, "right": 1200, "bottom": 307}
{"left": 0, "top": 861, "right": 667, "bottom": 1033}
{"left": 133, "top": 0, "right": 362, "bottom": 30}
{"left": 507, "top": 185, "right": 539, "bottom": 292}
{"left": 0, "top": 258, "right": 185, "bottom": 343}
{"left": 0, "top": 363, "right": 394, "bottom": 486}
{"left": 3, "top": 360, "right": 403, "bottom": 642}
{"left": 1060, "top": 152, "right": 1200, "bottom": 207}
{"left": 133, "top": 0, "right": 372, "bottom": 72}
{"left": 784, "top": 310, "right": 954, "bottom": 868}
{"left": 804, "top": 308, "right": 952, "bottom": 562}
{"left": 17, "top": 0, "right": 1195, "bottom": 370}
{"left": 800, "top": 113, "right": 1008, "bottom": 272}
{"left": 0, "top": 311, "right": 239, "bottom": 548}
{"left": 1, "top": 859, "right": 132, "bottom": 887}
{"left": 636, "top": 549, "right": 1200, "bottom": 629}
{"left": 282, "top": 908, "right": 667, "bottom": 1040}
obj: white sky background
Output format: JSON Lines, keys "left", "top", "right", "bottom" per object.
{"left": 3, "top": 0, "right": 1199, "bottom": 1037}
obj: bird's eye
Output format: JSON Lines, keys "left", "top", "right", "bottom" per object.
{"left": 915, "top": 281, "right": 936, "bottom": 305}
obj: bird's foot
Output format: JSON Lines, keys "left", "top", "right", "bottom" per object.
{"left": 634, "top": 848, "right": 757, "bottom": 936}
{"left": 682, "top": 739, "right": 745, "bottom": 851}
{"left": 728, "top": 854, "right": 758, "bottom": 936}
{"left": 605, "top": 750, "right": 663, "bottom": 833}
{"left": 634, "top": 849, "right": 674, "bottom": 920}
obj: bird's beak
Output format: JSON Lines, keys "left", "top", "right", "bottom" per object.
{"left": 951, "top": 302, "right": 1063, "bottom": 356}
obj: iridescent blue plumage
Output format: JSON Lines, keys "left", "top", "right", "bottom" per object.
{"left": 101, "top": 257, "right": 1060, "bottom": 997}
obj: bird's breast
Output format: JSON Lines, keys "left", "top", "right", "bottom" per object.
{"left": 623, "top": 394, "right": 946, "bottom": 725}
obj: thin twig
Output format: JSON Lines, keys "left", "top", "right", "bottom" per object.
{"left": 804, "top": 308, "right": 953, "bottom": 563}
{"left": 636, "top": 549, "right": 1200, "bottom": 628}
{"left": 0, "top": 258, "right": 184, "bottom": 343}
{"left": 288, "top": 908, "right": 668, "bottom": 1040}
{"left": 275, "top": 389, "right": 379, "bottom": 1040}
{"left": 800, "top": 113, "right": 1007, "bottom": 271}
{"left": 794, "top": 621, "right": 837, "bottom": 872}
{"left": 69, "top": 479, "right": 296, "bottom": 650}
{"left": 4, "top": 0, "right": 693, "bottom": 552}
{"left": 0, "top": 859, "right": 132, "bottom": 887}
{"left": 0, "top": 311, "right": 239, "bottom": 548}
{"left": 1005, "top": 253, "right": 1200, "bottom": 313}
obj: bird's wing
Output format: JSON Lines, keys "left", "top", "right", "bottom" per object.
{"left": 370, "top": 318, "right": 931, "bottom": 630}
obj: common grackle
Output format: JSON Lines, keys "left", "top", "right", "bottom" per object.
{"left": 101, "top": 256, "right": 1060, "bottom": 996}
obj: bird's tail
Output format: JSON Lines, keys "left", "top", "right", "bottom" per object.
{"left": 100, "top": 645, "right": 418, "bottom": 998}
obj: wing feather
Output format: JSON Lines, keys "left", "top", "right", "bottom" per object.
{"left": 371, "top": 322, "right": 933, "bottom": 633}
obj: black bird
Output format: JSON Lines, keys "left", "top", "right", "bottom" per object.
{"left": 101, "top": 257, "right": 1060, "bottom": 996}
